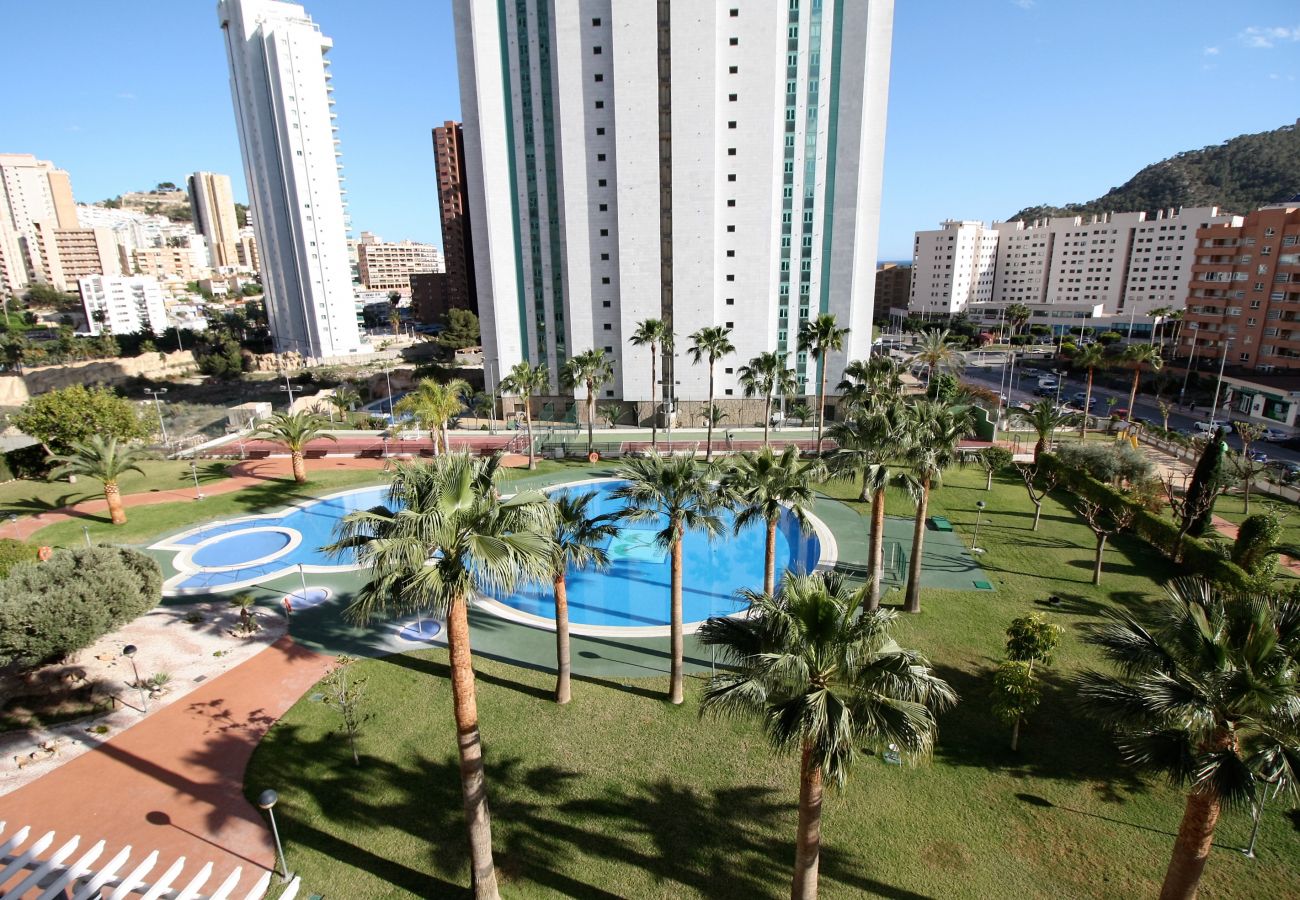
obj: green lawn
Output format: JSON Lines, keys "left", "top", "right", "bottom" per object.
{"left": 0, "top": 460, "right": 236, "bottom": 520}
{"left": 247, "top": 465, "right": 1299, "bottom": 899}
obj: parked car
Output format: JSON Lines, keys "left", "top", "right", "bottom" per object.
{"left": 1111, "top": 407, "right": 1130, "bottom": 419}
{"left": 1260, "top": 427, "right": 1288, "bottom": 442}
{"left": 1193, "top": 421, "right": 1217, "bottom": 434}
{"left": 1070, "top": 392, "right": 1097, "bottom": 409}
{"left": 1248, "top": 449, "right": 1270, "bottom": 464}
{"left": 1268, "top": 461, "right": 1300, "bottom": 483}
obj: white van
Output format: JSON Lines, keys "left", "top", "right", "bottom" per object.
{"left": 1037, "top": 375, "right": 1058, "bottom": 389}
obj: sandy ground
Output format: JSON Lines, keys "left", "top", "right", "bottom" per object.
{"left": 0, "top": 600, "right": 287, "bottom": 797}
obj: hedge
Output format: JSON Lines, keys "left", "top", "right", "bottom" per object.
{"left": 0, "top": 539, "right": 39, "bottom": 577}
{"left": 1037, "top": 453, "right": 1252, "bottom": 590}
{"left": 0, "top": 546, "right": 163, "bottom": 670}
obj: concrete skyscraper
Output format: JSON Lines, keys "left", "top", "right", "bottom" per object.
{"left": 0, "top": 153, "right": 79, "bottom": 294}
{"left": 218, "top": 0, "right": 363, "bottom": 359}
{"left": 453, "top": 0, "right": 894, "bottom": 412}
{"left": 433, "top": 121, "right": 478, "bottom": 316}
{"left": 187, "top": 171, "right": 240, "bottom": 269}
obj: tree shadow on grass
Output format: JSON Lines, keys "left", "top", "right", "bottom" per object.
{"left": 1, "top": 491, "right": 84, "bottom": 517}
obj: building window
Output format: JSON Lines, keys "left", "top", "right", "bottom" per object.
{"left": 729, "top": 7, "right": 738, "bottom": 15}
{"left": 594, "top": 73, "right": 603, "bottom": 82}
{"left": 728, "top": 121, "right": 737, "bottom": 129}
{"left": 727, "top": 199, "right": 736, "bottom": 207}
{"left": 725, "top": 322, "right": 734, "bottom": 329}
{"left": 593, "top": 46, "right": 602, "bottom": 55}
{"left": 600, "top": 228, "right": 609, "bottom": 236}
{"left": 602, "top": 300, "right": 611, "bottom": 307}
{"left": 729, "top": 37, "right": 738, "bottom": 45}
{"left": 595, "top": 100, "right": 604, "bottom": 109}
{"left": 597, "top": 153, "right": 606, "bottom": 161}
{"left": 726, "top": 249, "right": 735, "bottom": 257}
{"left": 727, "top": 148, "right": 737, "bottom": 156}
{"left": 592, "top": 17, "right": 601, "bottom": 26}
{"left": 729, "top": 65, "right": 738, "bottom": 74}
{"left": 602, "top": 276, "right": 611, "bottom": 284}
{"left": 598, "top": 178, "right": 607, "bottom": 187}
{"left": 599, "top": 203, "right": 608, "bottom": 211}
{"left": 726, "top": 274, "right": 735, "bottom": 281}
{"left": 595, "top": 127, "right": 605, "bottom": 135}
{"left": 726, "top": 225, "right": 735, "bottom": 233}
{"left": 600, "top": 252, "right": 610, "bottom": 260}
{"left": 605, "top": 390, "right": 615, "bottom": 397}
{"left": 728, "top": 93, "right": 738, "bottom": 102}
{"left": 603, "top": 323, "right": 612, "bottom": 330}
{"left": 726, "top": 298, "right": 734, "bottom": 305}
{"left": 724, "top": 389, "right": 734, "bottom": 396}
{"left": 727, "top": 174, "right": 737, "bottom": 182}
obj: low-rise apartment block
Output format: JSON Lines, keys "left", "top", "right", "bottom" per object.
{"left": 79, "top": 274, "right": 169, "bottom": 336}
{"left": 356, "top": 233, "right": 443, "bottom": 293}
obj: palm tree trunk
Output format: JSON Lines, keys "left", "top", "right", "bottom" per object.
{"left": 650, "top": 345, "right": 659, "bottom": 451}
{"left": 553, "top": 571, "right": 572, "bottom": 704}
{"left": 1093, "top": 533, "right": 1106, "bottom": 585}
{"left": 868, "top": 486, "right": 885, "bottom": 610}
{"left": 1158, "top": 790, "right": 1221, "bottom": 900}
{"left": 291, "top": 450, "right": 306, "bottom": 484}
{"left": 104, "top": 481, "right": 126, "bottom": 526}
{"left": 669, "top": 529, "right": 684, "bottom": 705}
{"left": 904, "top": 479, "right": 929, "bottom": 614}
{"left": 446, "top": 596, "right": 500, "bottom": 900}
{"left": 985, "top": 468, "right": 994, "bottom": 490}
{"left": 443, "top": 422, "right": 451, "bottom": 455}
{"left": 1034, "top": 437, "right": 1045, "bottom": 462}
{"left": 705, "top": 364, "right": 715, "bottom": 462}
{"left": 763, "top": 393, "right": 772, "bottom": 447}
{"left": 1127, "top": 368, "right": 1140, "bottom": 424}
{"left": 587, "top": 389, "right": 595, "bottom": 455}
{"left": 815, "top": 367, "right": 827, "bottom": 456}
{"left": 525, "top": 401, "right": 536, "bottom": 470}
{"left": 791, "top": 742, "right": 824, "bottom": 900}
{"left": 764, "top": 516, "right": 777, "bottom": 596}
{"left": 1081, "top": 369, "right": 1094, "bottom": 438}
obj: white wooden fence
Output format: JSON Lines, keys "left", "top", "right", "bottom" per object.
{"left": 0, "top": 822, "right": 300, "bottom": 899}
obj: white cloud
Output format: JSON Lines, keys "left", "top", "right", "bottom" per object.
{"left": 115, "top": 92, "right": 137, "bottom": 101}
{"left": 1203, "top": 46, "right": 1220, "bottom": 56}
{"left": 1011, "top": 0, "right": 1035, "bottom": 9}
{"left": 1239, "top": 25, "right": 1300, "bottom": 48}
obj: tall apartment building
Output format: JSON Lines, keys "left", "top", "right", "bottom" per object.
{"left": 23, "top": 222, "right": 124, "bottom": 292}
{"left": 236, "top": 226, "right": 260, "bottom": 272}
{"left": 1183, "top": 205, "right": 1300, "bottom": 373}
{"left": 0, "top": 154, "right": 80, "bottom": 293}
{"left": 433, "top": 120, "right": 478, "bottom": 315}
{"left": 454, "top": 0, "right": 894, "bottom": 406}
{"left": 909, "top": 207, "right": 1235, "bottom": 324}
{"left": 356, "top": 234, "right": 443, "bottom": 292}
{"left": 874, "top": 263, "right": 911, "bottom": 315}
{"left": 79, "top": 274, "right": 169, "bottom": 336}
{"left": 908, "top": 221, "right": 999, "bottom": 316}
{"left": 218, "top": 0, "right": 363, "bottom": 359}
{"left": 187, "top": 172, "right": 241, "bottom": 268}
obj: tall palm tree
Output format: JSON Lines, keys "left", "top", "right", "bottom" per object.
{"left": 630, "top": 318, "right": 673, "bottom": 451}
{"left": 328, "top": 384, "right": 361, "bottom": 423}
{"left": 900, "top": 400, "right": 970, "bottom": 614}
{"left": 548, "top": 490, "right": 619, "bottom": 704}
{"left": 1070, "top": 343, "right": 1110, "bottom": 437}
{"left": 500, "top": 361, "right": 548, "bottom": 470}
{"left": 562, "top": 348, "right": 615, "bottom": 456}
{"left": 396, "top": 377, "right": 470, "bottom": 453}
{"left": 738, "top": 351, "right": 797, "bottom": 447}
{"left": 722, "top": 446, "right": 819, "bottom": 596}
{"left": 251, "top": 411, "right": 336, "bottom": 483}
{"left": 837, "top": 356, "right": 903, "bottom": 413}
{"left": 1122, "top": 343, "right": 1163, "bottom": 424}
{"left": 1012, "top": 398, "right": 1073, "bottom": 461}
{"left": 912, "top": 328, "right": 964, "bottom": 390}
{"left": 48, "top": 435, "right": 146, "bottom": 526}
{"left": 1075, "top": 578, "right": 1300, "bottom": 900}
{"left": 827, "top": 399, "right": 911, "bottom": 609}
{"left": 798, "top": 314, "right": 850, "bottom": 455}
{"left": 1005, "top": 303, "right": 1031, "bottom": 337}
{"left": 612, "top": 455, "right": 724, "bottom": 704}
{"left": 687, "top": 326, "right": 736, "bottom": 461}
{"left": 699, "top": 572, "right": 956, "bottom": 900}
{"left": 326, "top": 455, "right": 554, "bottom": 900}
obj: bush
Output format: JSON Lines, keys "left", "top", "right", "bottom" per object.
{"left": 0, "top": 547, "right": 162, "bottom": 670}
{"left": 0, "top": 539, "right": 38, "bottom": 577}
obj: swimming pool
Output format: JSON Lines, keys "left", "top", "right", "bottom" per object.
{"left": 478, "top": 479, "right": 825, "bottom": 634}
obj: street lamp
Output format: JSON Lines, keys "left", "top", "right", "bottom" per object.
{"left": 145, "top": 388, "right": 169, "bottom": 446}
{"left": 190, "top": 457, "right": 205, "bottom": 501}
{"left": 1208, "top": 338, "right": 1233, "bottom": 430}
{"left": 83, "top": 525, "right": 91, "bottom": 548}
{"left": 297, "top": 562, "right": 309, "bottom": 601}
{"left": 122, "top": 644, "right": 148, "bottom": 712}
{"left": 6, "top": 514, "right": 16, "bottom": 540}
{"left": 971, "top": 501, "right": 987, "bottom": 554}
{"left": 382, "top": 365, "right": 395, "bottom": 418}
{"left": 256, "top": 789, "right": 292, "bottom": 882}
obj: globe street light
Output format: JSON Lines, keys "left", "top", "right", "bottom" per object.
{"left": 122, "top": 644, "right": 148, "bottom": 712}
{"left": 145, "top": 388, "right": 169, "bottom": 447}
{"left": 257, "top": 788, "right": 292, "bottom": 882}
{"left": 971, "top": 501, "right": 987, "bottom": 555}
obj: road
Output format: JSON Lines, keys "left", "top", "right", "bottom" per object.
{"left": 962, "top": 356, "right": 1300, "bottom": 466}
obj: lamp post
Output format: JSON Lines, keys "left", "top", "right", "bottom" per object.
{"left": 1178, "top": 337, "right": 1200, "bottom": 408}
{"left": 382, "top": 365, "right": 395, "bottom": 419}
{"left": 971, "top": 500, "right": 987, "bottom": 554}
{"left": 297, "top": 562, "right": 309, "bottom": 601}
{"left": 145, "top": 388, "right": 169, "bottom": 446}
{"left": 1208, "top": 338, "right": 1233, "bottom": 430}
{"left": 83, "top": 525, "right": 91, "bottom": 548}
{"left": 6, "top": 514, "right": 16, "bottom": 540}
{"left": 190, "top": 456, "right": 205, "bottom": 501}
{"left": 122, "top": 644, "right": 148, "bottom": 712}
{"left": 257, "top": 789, "right": 292, "bottom": 882}
{"left": 486, "top": 357, "right": 498, "bottom": 435}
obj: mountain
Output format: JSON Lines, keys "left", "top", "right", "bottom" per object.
{"left": 1009, "top": 121, "right": 1300, "bottom": 223}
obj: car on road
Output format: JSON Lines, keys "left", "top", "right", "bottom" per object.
{"left": 1268, "top": 460, "right": 1300, "bottom": 483}
{"left": 1070, "top": 392, "right": 1097, "bottom": 409}
{"left": 1248, "top": 449, "right": 1270, "bottom": 464}
{"left": 1259, "top": 427, "right": 1289, "bottom": 442}
{"left": 1111, "top": 407, "right": 1130, "bottom": 419}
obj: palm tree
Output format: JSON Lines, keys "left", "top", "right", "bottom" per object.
{"left": 837, "top": 356, "right": 903, "bottom": 413}
{"left": 1148, "top": 305, "right": 1173, "bottom": 346}
{"left": 738, "top": 351, "right": 797, "bottom": 447}
{"left": 326, "top": 455, "right": 553, "bottom": 900}
{"left": 500, "top": 361, "right": 548, "bottom": 470}
{"left": 612, "top": 455, "right": 724, "bottom": 704}
{"left": 722, "top": 446, "right": 819, "bottom": 596}
{"left": 1070, "top": 343, "right": 1110, "bottom": 437}
{"left": 698, "top": 572, "right": 956, "bottom": 900}
{"left": 912, "top": 329, "right": 964, "bottom": 390}
{"left": 630, "top": 319, "right": 673, "bottom": 451}
{"left": 548, "top": 490, "right": 619, "bottom": 704}
{"left": 1005, "top": 303, "right": 1031, "bottom": 338}
{"left": 700, "top": 404, "right": 728, "bottom": 434}
{"left": 1122, "top": 343, "right": 1163, "bottom": 424}
{"left": 797, "top": 314, "right": 850, "bottom": 455}
{"left": 48, "top": 435, "right": 146, "bottom": 526}
{"left": 562, "top": 348, "right": 614, "bottom": 456}
{"left": 827, "top": 399, "right": 911, "bottom": 609}
{"left": 1013, "top": 398, "right": 1072, "bottom": 461}
{"left": 901, "top": 400, "right": 970, "bottom": 614}
{"left": 687, "top": 326, "right": 736, "bottom": 461}
{"left": 1075, "top": 578, "right": 1300, "bottom": 900}
{"left": 251, "top": 411, "right": 336, "bottom": 483}
{"left": 396, "top": 378, "right": 470, "bottom": 453}
{"left": 328, "top": 384, "right": 360, "bottom": 423}
{"left": 598, "top": 402, "right": 623, "bottom": 429}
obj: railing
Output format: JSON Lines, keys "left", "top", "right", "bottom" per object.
{"left": 0, "top": 821, "right": 301, "bottom": 899}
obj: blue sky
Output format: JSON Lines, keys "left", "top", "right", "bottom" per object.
{"left": 2, "top": 1, "right": 1296, "bottom": 260}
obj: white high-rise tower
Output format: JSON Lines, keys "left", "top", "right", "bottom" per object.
{"left": 218, "top": 0, "right": 363, "bottom": 359}
{"left": 454, "top": 0, "right": 894, "bottom": 409}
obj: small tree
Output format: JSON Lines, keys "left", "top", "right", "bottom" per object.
{"left": 1231, "top": 421, "right": 1268, "bottom": 514}
{"left": 598, "top": 402, "right": 623, "bottom": 429}
{"left": 251, "top": 411, "right": 336, "bottom": 483}
{"left": 229, "top": 592, "right": 261, "bottom": 636}
{"left": 975, "top": 446, "right": 1014, "bottom": 490}
{"left": 1074, "top": 498, "right": 1136, "bottom": 586}
{"left": 1182, "top": 429, "right": 1228, "bottom": 537}
{"left": 320, "top": 655, "right": 369, "bottom": 766}
{"left": 992, "top": 662, "right": 1040, "bottom": 752}
{"left": 13, "top": 384, "right": 150, "bottom": 454}
{"left": 1016, "top": 463, "right": 1061, "bottom": 531}
{"left": 501, "top": 361, "right": 548, "bottom": 470}
{"left": 48, "top": 436, "right": 147, "bottom": 526}
{"left": 1157, "top": 399, "right": 1173, "bottom": 432}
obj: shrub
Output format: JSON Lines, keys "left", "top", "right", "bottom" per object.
{"left": 0, "top": 546, "right": 162, "bottom": 670}
{"left": 0, "top": 539, "right": 38, "bottom": 577}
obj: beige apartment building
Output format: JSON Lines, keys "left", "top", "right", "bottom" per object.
{"left": 187, "top": 172, "right": 240, "bottom": 268}
{"left": 0, "top": 153, "right": 80, "bottom": 293}
{"left": 236, "top": 228, "right": 260, "bottom": 272}
{"left": 23, "top": 222, "right": 124, "bottom": 291}
{"left": 356, "top": 234, "right": 443, "bottom": 292}
{"left": 129, "top": 243, "right": 210, "bottom": 282}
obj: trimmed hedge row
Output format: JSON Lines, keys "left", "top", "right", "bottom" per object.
{"left": 0, "top": 546, "right": 163, "bottom": 670}
{"left": 1037, "top": 453, "right": 1253, "bottom": 590}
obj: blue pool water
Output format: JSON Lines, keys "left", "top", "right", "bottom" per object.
{"left": 191, "top": 530, "right": 290, "bottom": 567}
{"left": 487, "top": 481, "right": 821, "bottom": 627}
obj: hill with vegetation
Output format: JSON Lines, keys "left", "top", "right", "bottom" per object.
{"left": 1010, "top": 120, "right": 1300, "bottom": 222}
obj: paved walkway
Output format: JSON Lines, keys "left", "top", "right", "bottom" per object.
{"left": 0, "top": 637, "right": 333, "bottom": 874}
